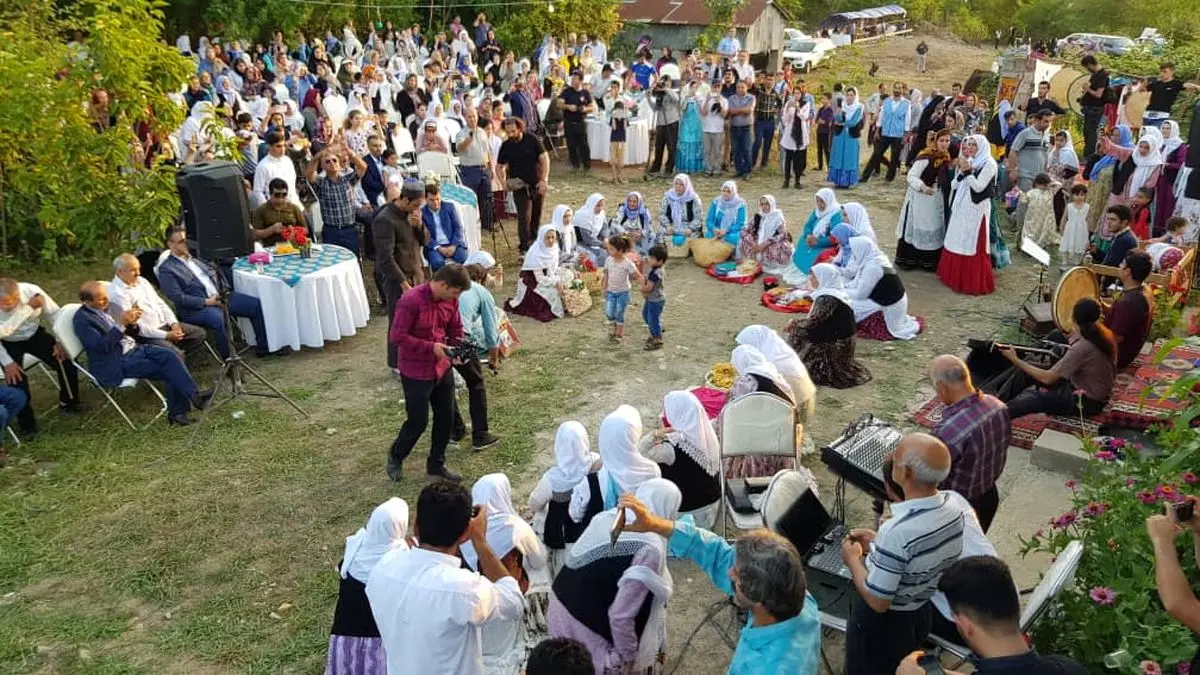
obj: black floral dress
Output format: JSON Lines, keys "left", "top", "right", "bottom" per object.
{"left": 785, "top": 296, "right": 872, "bottom": 389}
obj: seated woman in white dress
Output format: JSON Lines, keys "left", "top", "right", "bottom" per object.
{"left": 505, "top": 224, "right": 572, "bottom": 322}
{"left": 658, "top": 174, "right": 703, "bottom": 255}
{"left": 528, "top": 421, "right": 605, "bottom": 578}
{"left": 737, "top": 195, "right": 795, "bottom": 275}
{"left": 461, "top": 473, "right": 549, "bottom": 675}
{"left": 841, "top": 236, "right": 922, "bottom": 341}
{"left": 549, "top": 204, "right": 578, "bottom": 264}
{"left": 639, "top": 390, "right": 721, "bottom": 529}
{"left": 597, "top": 404, "right": 661, "bottom": 509}
{"left": 613, "top": 191, "right": 658, "bottom": 257}
{"left": 723, "top": 344, "right": 798, "bottom": 479}
{"left": 734, "top": 324, "right": 816, "bottom": 424}
{"left": 573, "top": 193, "right": 609, "bottom": 266}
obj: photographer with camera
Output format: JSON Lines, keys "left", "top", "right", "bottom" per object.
{"left": 385, "top": 263, "right": 474, "bottom": 482}
{"left": 1148, "top": 497, "right": 1200, "bottom": 673}
{"left": 646, "top": 74, "right": 681, "bottom": 178}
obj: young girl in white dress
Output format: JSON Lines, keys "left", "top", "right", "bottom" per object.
{"left": 1020, "top": 173, "right": 1058, "bottom": 249}
{"left": 1059, "top": 183, "right": 1090, "bottom": 270}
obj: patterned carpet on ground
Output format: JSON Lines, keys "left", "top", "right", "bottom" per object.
{"left": 911, "top": 340, "right": 1199, "bottom": 449}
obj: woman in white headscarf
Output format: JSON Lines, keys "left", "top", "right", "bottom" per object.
{"left": 658, "top": 174, "right": 703, "bottom": 256}
{"left": 938, "top": 133, "right": 998, "bottom": 295}
{"left": 694, "top": 180, "right": 743, "bottom": 267}
{"left": 1156, "top": 120, "right": 1187, "bottom": 234}
{"left": 549, "top": 204, "right": 577, "bottom": 262}
{"left": 529, "top": 421, "right": 604, "bottom": 577}
{"left": 597, "top": 404, "right": 660, "bottom": 509}
{"left": 787, "top": 187, "right": 843, "bottom": 283}
{"left": 842, "top": 236, "right": 921, "bottom": 340}
{"left": 548, "top": 479, "right": 680, "bottom": 675}
{"left": 639, "top": 390, "right": 722, "bottom": 528}
{"left": 460, "top": 474, "right": 549, "bottom": 675}
{"left": 177, "top": 101, "right": 216, "bottom": 161}
{"left": 723, "top": 344, "right": 799, "bottom": 478}
{"left": 505, "top": 224, "right": 572, "bottom": 321}
{"left": 784, "top": 263, "right": 872, "bottom": 389}
{"left": 326, "top": 498, "right": 409, "bottom": 675}
{"left": 735, "top": 325, "right": 816, "bottom": 423}
{"left": 573, "top": 193, "right": 610, "bottom": 265}
{"left": 738, "top": 194, "right": 794, "bottom": 274}
{"left": 1100, "top": 125, "right": 1163, "bottom": 210}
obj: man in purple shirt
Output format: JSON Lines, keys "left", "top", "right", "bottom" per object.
{"left": 386, "top": 264, "right": 472, "bottom": 482}
{"left": 929, "top": 355, "right": 1011, "bottom": 532}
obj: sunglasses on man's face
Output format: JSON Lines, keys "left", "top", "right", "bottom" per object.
{"left": 271, "top": 191, "right": 288, "bottom": 198}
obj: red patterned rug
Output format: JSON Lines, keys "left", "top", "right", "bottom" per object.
{"left": 761, "top": 292, "right": 811, "bottom": 313}
{"left": 706, "top": 264, "right": 762, "bottom": 285}
{"left": 911, "top": 340, "right": 1199, "bottom": 449}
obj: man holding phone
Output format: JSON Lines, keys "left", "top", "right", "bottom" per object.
{"left": 1148, "top": 497, "right": 1200, "bottom": 674}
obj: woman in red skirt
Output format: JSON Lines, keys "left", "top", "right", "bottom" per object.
{"left": 938, "top": 134, "right": 997, "bottom": 295}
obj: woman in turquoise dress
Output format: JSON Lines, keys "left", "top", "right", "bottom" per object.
{"left": 827, "top": 87, "right": 864, "bottom": 189}
{"left": 785, "top": 188, "right": 843, "bottom": 284}
{"left": 703, "top": 180, "right": 747, "bottom": 246}
{"left": 676, "top": 87, "right": 705, "bottom": 173}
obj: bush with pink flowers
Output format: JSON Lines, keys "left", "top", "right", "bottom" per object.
{"left": 1021, "top": 341, "right": 1200, "bottom": 673}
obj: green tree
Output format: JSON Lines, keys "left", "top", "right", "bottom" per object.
{"left": 491, "top": 0, "right": 621, "bottom": 57}
{"left": 698, "top": 0, "right": 742, "bottom": 50}
{"left": 0, "top": 0, "right": 193, "bottom": 261}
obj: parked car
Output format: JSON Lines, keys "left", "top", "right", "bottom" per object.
{"left": 783, "top": 28, "right": 811, "bottom": 42}
{"left": 1056, "top": 33, "right": 1135, "bottom": 56}
{"left": 782, "top": 38, "right": 836, "bottom": 72}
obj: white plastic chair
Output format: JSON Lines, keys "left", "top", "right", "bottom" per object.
{"left": 417, "top": 151, "right": 460, "bottom": 185}
{"left": 391, "top": 128, "right": 417, "bottom": 173}
{"left": 718, "top": 392, "right": 798, "bottom": 536}
{"left": 52, "top": 304, "right": 167, "bottom": 430}
{"left": 21, "top": 352, "right": 63, "bottom": 415}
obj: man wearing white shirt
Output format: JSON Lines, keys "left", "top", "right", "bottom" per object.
{"left": 108, "top": 254, "right": 206, "bottom": 357}
{"left": 717, "top": 28, "right": 741, "bottom": 60}
{"left": 0, "top": 278, "right": 82, "bottom": 437}
{"left": 733, "top": 50, "right": 755, "bottom": 84}
{"left": 366, "top": 481, "right": 525, "bottom": 675}
{"left": 586, "top": 35, "right": 607, "bottom": 69}
{"left": 252, "top": 131, "right": 302, "bottom": 208}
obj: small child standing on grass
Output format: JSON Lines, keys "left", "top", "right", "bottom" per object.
{"left": 1059, "top": 183, "right": 1090, "bottom": 271}
{"left": 602, "top": 234, "right": 641, "bottom": 343}
{"left": 641, "top": 244, "right": 668, "bottom": 351}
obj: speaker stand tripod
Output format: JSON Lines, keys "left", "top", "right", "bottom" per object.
{"left": 205, "top": 295, "right": 308, "bottom": 418}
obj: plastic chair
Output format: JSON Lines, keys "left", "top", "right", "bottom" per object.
{"left": 51, "top": 304, "right": 168, "bottom": 430}
{"left": 718, "top": 392, "right": 798, "bottom": 537}
{"left": 391, "top": 128, "right": 417, "bottom": 174}
{"left": 417, "top": 151, "right": 460, "bottom": 185}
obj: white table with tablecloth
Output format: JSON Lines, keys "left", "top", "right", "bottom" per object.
{"left": 587, "top": 118, "right": 651, "bottom": 165}
{"left": 231, "top": 244, "right": 370, "bottom": 352}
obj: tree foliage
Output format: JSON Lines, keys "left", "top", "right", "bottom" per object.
{"left": 0, "top": 0, "right": 194, "bottom": 261}
{"left": 491, "top": 0, "right": 622, "bottom": 57}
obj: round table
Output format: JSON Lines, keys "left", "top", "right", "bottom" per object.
{"left": 231, "top": 245, "right": 370, "bottom": 352}
{"left": 587, "top": 118, "right": 651, "bottom": 165}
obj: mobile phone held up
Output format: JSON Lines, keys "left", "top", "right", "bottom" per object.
{"left": 1174, "top": 498, "right": 1195, "bottom": 524}
{"left": 918, "top": 653, "right": 946, "bottom": 675}
{"left": 610, "top": 506, "right": 626, "bottom": 549}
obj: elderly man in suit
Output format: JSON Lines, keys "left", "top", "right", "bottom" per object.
{"left": 73, "top": 281, "right": 212, "bottom": 426}
{"left": 421, "top": 183, "right": 469, "bottom": 271}
{"left": 157, "top": 227, "right": 281, "bottom": 360}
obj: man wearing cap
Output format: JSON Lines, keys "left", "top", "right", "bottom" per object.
{"left": 373, "top": 179, "right": 428, "bottom": 372}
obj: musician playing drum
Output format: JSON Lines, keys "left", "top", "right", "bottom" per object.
{"left": 999, "top": 298, "right": 1116, "bottom": 419}
{"left": 1103, "top": 251, "right": 1153, "bottom": 369}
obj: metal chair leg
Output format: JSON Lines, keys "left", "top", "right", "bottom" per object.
{"left": 6, "top": 426, "right": 20, "bottom": 446}
{"left": 140, "top": 381, "right": 169, "bottom": 429}
{"left": 101, "top": 389, "right": 138, "bottom": 430}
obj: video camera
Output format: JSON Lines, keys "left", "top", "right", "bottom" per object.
{"left": 445, "top": 340, "right": 480, "bottom": 360}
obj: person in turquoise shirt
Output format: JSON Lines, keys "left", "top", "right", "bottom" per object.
{"left": 705, "top": 180, "right": 747, "bottom": 247}
{"left": 785, "top": 187, "right": 843, "bottom": 284}
{"left": 460, "top": 252, "right": 502, "bottom": 370}
{"left": 618, "top": 493, "right": 822, "bottom": 675}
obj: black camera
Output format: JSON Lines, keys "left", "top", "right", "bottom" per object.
{"left": 446, "top": 341, "right": 479, "bottom": 360}
{"left": 1174, "top": 498, "right": 1196, "bottom": 523}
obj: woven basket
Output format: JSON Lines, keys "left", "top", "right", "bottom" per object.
{"left": 580, "top": 270, "right": 604, "bottom": 293}
{"left": 563, "top": 288, "right": 593, "bottom": 316}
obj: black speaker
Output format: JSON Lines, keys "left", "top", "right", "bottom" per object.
{"left": 176, "top": 161, "right": 253, "bottom": 261}
{"left": 1188, "top": 100, "right": 1200, "bottom": 169}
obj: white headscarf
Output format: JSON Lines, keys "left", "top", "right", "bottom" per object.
{"left": 1162, "top": 120, "right": 1184, "bottom": 158}
{"left": 1052, "top": 130, "right": 1080, "bottom": 171}
{"left": 597, "top": 404, "right": 660, "bottom": 505}
{"left": 811, "top": 187, "right": 841, "bottom": 237}
{"left": 844, "top": 235, "right": 893, "bottom": 280}
{"left": 461, "top": 473, "right": 544, "bottom": 571}
{"left": 756, "top": 195, "right": 785, "bottom": 245}
{"left": 840, "top": 202, "right": 878, "bottom": 242}
{"left": 339, "top": 498, "right": 409, "bottom": 581}
{"left": 735, "top": 325, "right": 815, "bottom": 404}
{"left": 713, "top": 181, "right": 745, "bottom": 227}
{"left": 731, "top": 345, "right": 795, "bottom": 401}
{"left": 1128, "top": 127, "right": 1166, "bottom": 199}
{"left": 664, "top": 174, "right": 700, "bottom": 225}
{"left": 542, "top": 421, "right": 601, "bottom": 521}
{"left": 179, "top": 100, "right": 214, "bottom": 147}
{"left": 575, "top": 193, "right": 607, "bottom": 237}
{"left": 663, "top": 390, "right": 720, "bottom": 474}
{"left": 809, "top": 262, "right": 852, "bottom": 306}
{"left": 551, "top": 204, "right": 576, "bottom": 254}
{"left": 465, "top": 250, "right": 496, "bottom": 268}
{"left": 965, "top": 133, "right": 992, "bottom": 170}
{"left": 522, "top": 223, "right": 561, "bottom": 271}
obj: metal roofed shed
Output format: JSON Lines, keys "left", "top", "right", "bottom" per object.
{"left": 819, "top": 5, "right": 910, "bottom": 43}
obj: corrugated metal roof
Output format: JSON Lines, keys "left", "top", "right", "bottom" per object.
{"left": 824, "top": 4, "right": 906, "bottom": 21}
{"left": 618, "top": 0, "right": 778, "bottom": 27}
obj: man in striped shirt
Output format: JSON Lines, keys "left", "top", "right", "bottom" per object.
{"left": 841, "top": 433, "right": 965, "bottom": 675}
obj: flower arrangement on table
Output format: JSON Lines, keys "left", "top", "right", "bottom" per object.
{"left": 247, "top": 250, "right": 272, "bottom": 273}
{"left": 421, "top": 170, "right": 442, "bottom": 187}
{"left": 278, "top": 226, "right": 312, "bottom": 258}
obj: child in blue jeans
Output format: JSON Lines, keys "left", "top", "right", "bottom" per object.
{"left": 641, "top": 244, "right": 667, "bottom": 351}
{"left": 602, "top": 235, "right": 642, "bottom": 343}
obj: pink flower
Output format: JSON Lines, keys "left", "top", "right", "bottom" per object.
{"left": 1083, "top": 502, "right": 1109, "bottom": 517}
{"left": 1183, "top": 472, "right": 1198, "bottom": 485}
{"left": 1051, "top": 511, "right": 1078, "bottom": 529}
{"left": 1095, "top": 450, "right": 1117, "bottom": 461}
{"left": 1137, "top": 489, "right": 1159, "bottom": 505}
{"left": 1126, "top": 477, "right": 1138, "bottom": 488}
{"left": 1141, "top": 660, "right": 1162, "bottom": 675}
{"left": 1065, "top": 479, "right": 1078, "bottom": 489}
{"left": 1089, "top": 586, "right": 1117, "bottom": 605}
{"left": 1178, "top": 663, "right": 1191, "bottom": 675}
{"left": 1157, "top": 484, "right": 1180, "bottom": 500}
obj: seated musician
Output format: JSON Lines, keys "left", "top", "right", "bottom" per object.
{"left": 839, "top": 433, "right": 964, "bottom": 675}
{"left": 1104, "top": 251, "right": 1153, "bottom": 369}
{"left": 928, "top": 355, "right": 1011, "bottom": 533}
{"left": 999, "top": 298, "right": 1116, "bottom": 419}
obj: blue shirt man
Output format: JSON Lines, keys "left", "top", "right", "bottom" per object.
{"left": 631, "top": 60, "right": 656, "bottom": 90}
{"left": 878, "top": 94, "right": 911, "bottom": 139}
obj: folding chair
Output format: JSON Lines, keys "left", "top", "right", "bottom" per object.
{"left": 417, "top": 151, "right": 460, "bottom": 185}
{"left": 5, "top": 426, "right": 19, "bottom": 447}
{"left": 20, "top": 353, "right": 63, "bottom": 416}
{"left": 392, "top": 128, "right": 418, "bottom": 175}
{"left": 924, "top": 540, "right": 1084, "bottom": 668}
{"left": 717, "top": 392, "right": 799, "bottom": 537}
{"left": 52, "top": 304, "right": 168, "bottom": 431}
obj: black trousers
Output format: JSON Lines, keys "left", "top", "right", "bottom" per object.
{"left": 135, "top": 322, "right": 208, "bottom": 359}
{"left": 389, "top": 369, "right": 455, "bottom": 471}
{"left": 564, "top": 120, "right": 591, "bottom": 169}
{"left": 1081, "top": 105, "right": 1105, "bottom": 158}
{"left": 845, "top": 594, "right": 932, "bottom": 675}
{"left": 649, "top": 122, "right": 679, "bottom": 175}
{"left": 970, "top": 485, "right": 1000, "bottom": 533}
{"left": 451, "top": 356, "right": 489, "bottom": 442}
{"left": 384, "top": 282, "right": 401, "bottom": 369}
{"left": 862, "top": 135, "right": 904, "bottom": 181}
{"left": 2, "top": 327, "right": 80, "bottom": 433}
{"left": 816, "top": 131, "right": 832, "bottom": 170}
{"left": 1008, "top": 379, "right": 1107, "bottom": 420}
{"left": 783, "top": 147, "right": 808, "bottom": 186}
{"left": 513, "top": 187, "right": 545, "bottom": 251}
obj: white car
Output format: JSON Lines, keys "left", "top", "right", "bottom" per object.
{"left": 782, "top": 38, "right": 836, "bottom": 73}
{"left": 783, "top": 28, "right": 811, "bottom": 42}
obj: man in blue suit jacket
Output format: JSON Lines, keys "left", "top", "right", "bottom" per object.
{"left": 361, "top": 135, "right": 388, "bottom": 207}
{"left": 158, "top": 228, "right": 279, "bottom": 360}
{"left": 74, "top": 281, "right": 212, "bottom": 425}
{"left": 421, "top": 183, "right": 469, "bottom": 271}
